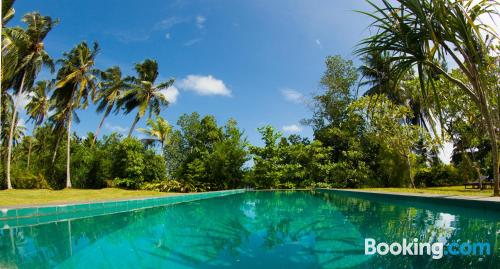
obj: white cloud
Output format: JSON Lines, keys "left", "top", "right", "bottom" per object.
{"left": 282, "top": 124, "right": 302, "bottom": 133}
{"left": 196, "top": 15, "right": 206, "bottom": 29}
{"left": 105, "top": 123, "right": 127, "bottom": 133}
{"left": 184, "top": 38, "right": 201, "bottom": 47}
{"left": 160, "top": 86, "right": 179, "bottom": 104}
{"left": 281, "top": 88, "right": 304, "bottom": 103}
{"left": 16, "top": 91, "right": 32, "bottom": 110}
{"left": 155, "top": 16, "right": 187, "bottom": 30}
{"left": 179, "top": 75, "right": 231, "bottom": 96}
{"left": 165, "top": 33, "right": 171, "bottom": 39}
{"left": 315, "top": 39, "right": 322, "bottom": 48}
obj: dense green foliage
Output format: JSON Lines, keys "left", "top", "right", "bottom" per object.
{"left": 1, "top": 0, "right": 499, "bottom": 192}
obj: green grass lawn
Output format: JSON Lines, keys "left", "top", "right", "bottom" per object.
{"left": 0, "top": 188, "right": 178, "bottom": 207}
{"left": 358, "top": 186, "right": 494, "bottom": 197}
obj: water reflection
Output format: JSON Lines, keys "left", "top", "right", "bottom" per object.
{"left": 0, "top": 191, "right": 499, "bottom": 268}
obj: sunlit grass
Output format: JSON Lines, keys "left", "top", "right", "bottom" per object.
{"left": 0, "top": 188, "right": 179, "bottom": 207}
{"left": 358, "top": 186, "right": 493, "bottom": 197}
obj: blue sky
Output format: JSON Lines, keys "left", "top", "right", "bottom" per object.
{"left": 12, "top": 0, "right": 373, "bottom": 145}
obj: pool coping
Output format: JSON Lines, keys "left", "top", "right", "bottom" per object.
{"left": 317, "top": 188, "right": 500, "bottom": 210}
{"left": 0, "top": 193, "right": 186, "bottom": 210}
{"left": 0, "top": 189, "right": 246, "bottom": 228}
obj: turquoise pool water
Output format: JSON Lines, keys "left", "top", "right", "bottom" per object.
{"left": 0, "top": 191, "right": 499, "bottom": 268}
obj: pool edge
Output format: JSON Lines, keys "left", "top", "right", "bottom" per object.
{"left": 0, "top": 189, "right": 247, "bottom": 227}
{"left": 316, "top": 188, "right": 500, "bottom": 210}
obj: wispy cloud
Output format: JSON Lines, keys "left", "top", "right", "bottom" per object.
{"left": 196, "top": 15, "right": 206, "bottom": 29}
{"left": 315, "top": 39, "right": 323, "bottom": 48}
{"left": 179, "top": 75, "right": 231, "bottom": 96}
{"left": 160, "top": 86, "right": 180, "bottom": 104}
{"left": 281, "top": 88, "right": 304, "bottom": 103}
{"left": 282, "top": 124, "right": 302, "bottom": 133}
{"left": 154, "top": 16, "right": 188, "bottom": 30}
{"left": 165, "top": 33, "right": 171, "bottom": 40}
{"left": 105, "top": 123, "right": 127, "bottom": 133}
{"left": 184, "top": 38, "right": 201, "bottom": 47}
{"left": 16, "top": 91, "right": 32, "bottom": 110}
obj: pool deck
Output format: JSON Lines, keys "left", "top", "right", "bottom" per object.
{"left": 335, "top": 188, "right": 500, "bottom": 202}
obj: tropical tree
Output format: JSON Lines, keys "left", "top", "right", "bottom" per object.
{"left": 52, "top": 41, "right": 99, "bottom": 188}
{"left": 3, "top": 12, "right": 56, "bottom": 189}
{"left": 23, "top": 136, "right": 37, "bottom": 170}
{"left": 120, "top": 59, "right": 174, "bottom": 137}
{"left": 0, "top": 0, "right": 15, "bottom": 136}
{"left": 357, "top": 0, "right": 500, "bottom": 195}
{"left": 137, "top": 115, "right": 172, "bottom": 151}
{"left": 93, "top": 66, "right": 127, "bottom": 143}
{"left": 26, "top": 80, "right": 52, "bottom": 125}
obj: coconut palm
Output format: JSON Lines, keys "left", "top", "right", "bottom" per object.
{"left": 1, "top": 0, "right": 15, "bottom": 134}
{"left": 26, "top": 80, "right": 52, "bottom": 125}
{"left": 51, "top": 41, "right": 99, "bottom": 188}
{"left": 3, "top": 12, "right": 56, "bottom": 189}
{"left": 121, "top": 59, "right": 174, "bottom": 137}
{"left": 23, "top": 136, "right": 37, "bottom": 170}
{"left": 357, "top": 0, "right": 500, "bottom": 195}
{"left": 137, "top": 115, "right": 172, "bottom": 152}
{"left": 93, "top": 66, "right": 127, "bottom": 143}
{"left": 1, "top": 0, "right": 15, "bottom": 26}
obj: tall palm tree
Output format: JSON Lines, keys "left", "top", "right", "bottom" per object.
{"left": 137, "top": 115, "right": 172, "bottom": 152}
{"left": 1, "top": 0, "right": 16, "bottom": 135}
{"left": 3, "top": 12, "right": 56, "bottom": 189}
{"left": 1, "top": 0, "right": 15, "bottom": 26}
{"left": 121, "top": 59, "right": 174, "bottom": 137}
{"left": 357, "top": 0, "right": 500, "bottom": 195}
{"left": 93, "top": 66, "right": 127, "bottom": 143}
{"left": 26, "top": 80, "right": 52, "bottom": 125}
{"left": 52, "top": 41, "right": 99, "bottom": 188}
{"left": 23, "top": 136, "right": 37, "bottom": 170}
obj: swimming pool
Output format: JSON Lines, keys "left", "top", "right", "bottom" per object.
{"left": 0, "top": 190, "right": 499, "bottom": 268}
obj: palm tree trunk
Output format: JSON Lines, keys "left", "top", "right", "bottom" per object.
{"left": 27, "top": 139, "right": 32, "bottom": 170}
{"left": 0, "top": 88, "right": 2, "bottom": 144}
{"left": 483, "top": 109, "right": 499, "bottom": 196}
{"left": 128, "top": 113, "right": 141, "bottom": 137}
{"left": 474, "top": 88, "right": 500, "bottom": 196}
{"left": 52, "top": 134, "right": 62, "bottom": 164}
{"left": 66, "top": 108, "right": 73, "bottom": 188}
{"left": 406, "top": 153, "right": 415, "bottom": 188}
{"left": 93, "top": 108, "right": 111, "bottom": 144}
{"left": 6, "top": 72, "right": 26, "bottom": 189}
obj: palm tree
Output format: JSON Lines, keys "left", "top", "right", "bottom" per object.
{"left": 23, "top": 136, "right": 37, "bottom": 170}
{"left": 52, "top": 41, "right": 99, "bottom": 188}
{"left": 137, "top": 115, "right": 172, "bottom": 152}
{"left": 26, "top": 80, "right": 52, "bottom": 125}
{"left": 121, "top": 59, "right": 174, "bottom": 137}
{"left": 357, "top": 0, "right": 500, "bottom": 195}
{"left": 3, "top": 12, "right": 56, "bottom": 189}
{"left": 93, "top": 66, "right": 127, "bottom": 143}
{"left": 1, "top": 0, "right": 15, "bottom": 135}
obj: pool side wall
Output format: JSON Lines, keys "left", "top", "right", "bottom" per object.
{"left": 316, "top": 188, "right": 500, "bottom": 211}
{"left": 0, "top": 189, "right": 246, "bottom": 228}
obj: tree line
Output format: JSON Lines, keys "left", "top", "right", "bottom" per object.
{"left": 1, "top": 0, "right": 499, "bottom": 194}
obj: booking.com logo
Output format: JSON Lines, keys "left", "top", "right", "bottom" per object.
{"left": 365, "top": 238, "right": 491, "bottom": 260}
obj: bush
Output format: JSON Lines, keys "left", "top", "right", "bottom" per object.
{"left": 112, "top": 178, "right": 140, "bottom": 189}
{"left": 414, "top": 164, "right": 463, "bottom": 187}
{"left": 12, "top": 173, "right": 49, "bottom": 189}
{"left": 143, "top": 151, "right": 167, "bottom": 182}
{"left": 140, "top": 180, "right": 211, "bottom": 193}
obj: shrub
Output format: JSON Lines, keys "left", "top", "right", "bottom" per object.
{"left": 140, "top": 180, "right": 209, "bottom": 193}
{"left": 12, "top": 173, "right": 49, "bottom": 189}
{"left": 414, "top": 164, "right": 463, "bottom": 187}
{"left": 143, "top": 151, "right": 167, "bottom": 183}
{"left": 112, "top": 178, "right": 141, "bottom": 189}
